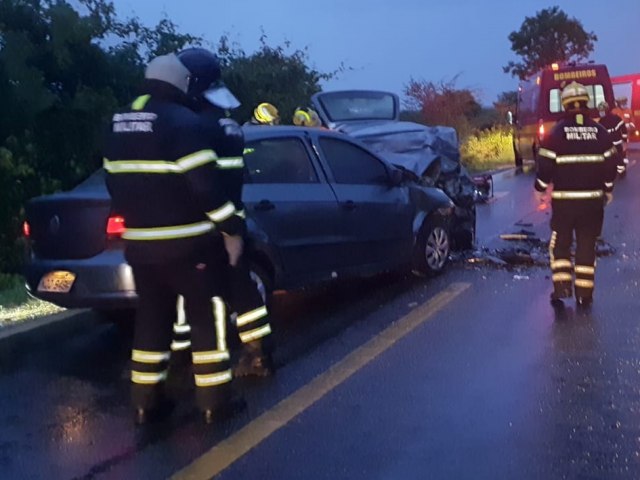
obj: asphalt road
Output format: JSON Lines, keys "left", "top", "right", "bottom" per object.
{"left": 1, "top": 151, "right": 640, "bottom": 480}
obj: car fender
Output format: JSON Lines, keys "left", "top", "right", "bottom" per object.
{"left": 244, "top": 217, "right": 283, "bottom": 286}
{"left": 409, "top": 185, "right": 455, "bottom": 237}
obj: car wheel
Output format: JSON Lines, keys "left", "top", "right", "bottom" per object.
{"left": 413, "top": 218, "right": 451, "bottom": 276}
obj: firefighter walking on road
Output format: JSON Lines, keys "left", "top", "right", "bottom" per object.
{"left": 597, "top": 101, "right": 627, "bottom": 176}
{"left": 174, "top": 47, "right": 275, "bottom": 376}
{"left": 104, "top": 53, "right": 245, "bottom": 424}
{"left": 535, "top": 81, "right": 618, "bottom": 312}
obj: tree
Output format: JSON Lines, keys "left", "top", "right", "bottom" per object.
{"left": 503, "top": 6, "right": 597, "bottom": 80}
{"left": 0, "top": 0, "right": 199, "bottom": 272}
{"left": 217, "top": 34, "right": 339, "bottom": 124}
{"left": 403, "top": 76, "right": 482, "bottom": 140}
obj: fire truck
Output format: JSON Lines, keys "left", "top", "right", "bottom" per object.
{"left": 611, "top": 73, "right": 640, "bottom": 143}
{"left": 512, "top": 62, "right": 615, "bottom": 166}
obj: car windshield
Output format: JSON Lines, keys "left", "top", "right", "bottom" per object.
{"left": 317, "top": 91, "right": 396, "bottom": 122}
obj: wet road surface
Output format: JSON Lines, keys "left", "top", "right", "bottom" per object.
{"left": 1, "top": 152, "right": 640, "bottom": 479}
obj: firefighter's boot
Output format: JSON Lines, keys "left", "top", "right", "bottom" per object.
{"left": 233, "top": 340, "right": 274, "bottom": 377}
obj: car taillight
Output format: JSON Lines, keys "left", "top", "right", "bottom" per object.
{"left": 22, "top": 221, "right": 31, "bottom": 238}
{"left": 538, "top": 120, "right": 545, "bottom": 140}
{"left": 106, "top": 215, "right": 126, "bottom": 237}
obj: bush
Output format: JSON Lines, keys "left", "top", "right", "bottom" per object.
{"left": 0, "top": 273, "right": 28, "bottom": 307}
{"left": 461, "top": 126, "right": 515, "bottom": 172}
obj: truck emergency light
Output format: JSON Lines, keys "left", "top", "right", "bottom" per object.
{"left": 538, "top": 120, "right": 545, "bottom": 140}
{"left": 22, "top": 220, "right": 30, "bottom": 238}
{"left": 106, "top": 215, "right": 126, "bottom": 236}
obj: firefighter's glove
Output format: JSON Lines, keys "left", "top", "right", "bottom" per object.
{"left": 223, "top": 233, "right": 244, "bottom": 266}
{"left": 534, "top": 190, "right": 546, "bottom": 204}
{"left": 605, "top": 192, "right": 613, "bottom": 206}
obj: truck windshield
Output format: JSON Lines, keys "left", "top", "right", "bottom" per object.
{"left": 549, "top": 85, "right": 606, "bottom": 113}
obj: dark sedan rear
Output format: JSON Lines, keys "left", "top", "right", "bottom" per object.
{"left": 24, "top": 127, "right": 468, "bottom": 313}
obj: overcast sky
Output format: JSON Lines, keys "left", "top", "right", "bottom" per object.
{"left": 112, "top": 0, "right": 639, "bottom": 105}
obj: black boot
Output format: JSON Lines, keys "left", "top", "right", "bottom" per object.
{"left": 234, "top": 340, "right": 274, "bottom": 377}
{"left": 576, "top": 296, "right": 593, "bottom": 315}
{"left": 134, "top": 398, "right": 175, "bottom": 425}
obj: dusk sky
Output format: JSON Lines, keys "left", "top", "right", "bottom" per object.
{"left": 112, "top": 0, "right": 639, "bottom": 105}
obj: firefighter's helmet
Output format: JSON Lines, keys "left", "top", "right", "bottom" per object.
{"left": 177, "top": 47, "right": 240, "bottom": 109}
{"left": 561, "top": 81, "right": 590, "bottom": 110}
{"left": 293, "top": 107, "right": 321, "bottom": 127}
{"left": 145, "top": 53, "right": 191, "bottom": 94}
{"left": 253, "top": 103, "right": 280, "bottom": 125}
{"left": 597, "top": 101, "right": 609, "bottom": 112}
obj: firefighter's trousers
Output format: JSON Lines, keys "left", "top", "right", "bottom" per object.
{"left": 172, "top": 237, "right": 271, "bottom": 353}
{"left": 130, "top": 257, "right": 232, "bottom": 411}
{"left": 549, "top": 199, "right": 604, "bottom": 301}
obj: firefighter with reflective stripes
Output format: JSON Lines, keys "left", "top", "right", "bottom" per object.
{"left": 597, "top": 101, "right": 627, "bottom": 176}
{"left": 535, "top": 81, "right": 618, "bottom": 312}
{"left": 104, "top": 53, "right": 245, "bottom": 424}
{"left": 175, "top": 47, "right": 275, "bottom": 377}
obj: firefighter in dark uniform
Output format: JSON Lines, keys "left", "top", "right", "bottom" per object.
{"left": 104, "top": 53, "right": 245, "bottom": 424}
{"left": 171, "top": 47, "right": 274, "bottom": 376}
{"left": 597, "top": 101, "right": 628, "bottom": 176}
{"left": 535, "top": 81, "right": 618, "bottom": 312}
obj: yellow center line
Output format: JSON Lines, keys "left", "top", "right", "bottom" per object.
{"left": 172, "top": 281, "right": 471, "bottom": 480}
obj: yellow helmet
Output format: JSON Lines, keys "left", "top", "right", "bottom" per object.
{"left": 253, "top": 103, "right": 279, "bottom": 125}
{"left": 293, "top": 107, "right": 321, "bottom": 127}
{"left": 560, "top": 81, "right": 590, "bottom": 110}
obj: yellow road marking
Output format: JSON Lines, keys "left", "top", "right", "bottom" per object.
{"left": 172, "top": 282, "right": 470, "bottom": 480}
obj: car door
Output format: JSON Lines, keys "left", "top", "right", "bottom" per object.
{"left": 313, "top": 135, "right": 414, "bottom": 270}
{"left": 242, "top": 135, "right": 345, "bottom": 286}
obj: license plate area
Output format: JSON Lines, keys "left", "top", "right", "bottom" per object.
{"left": 37, "top": 271, "right": 76, "bottom": 293}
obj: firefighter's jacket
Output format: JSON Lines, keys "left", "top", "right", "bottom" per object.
{"left": 197, "top": 103, "right": 246, "bottom": 223}
{"left": 598, "top": 112, "right": 627, "bottom": 159}
{"left": 535, "top": 112, "right": 618, "bottom": 201}
{"left": 104, "top": 80, "right": 244, "bottom": 264}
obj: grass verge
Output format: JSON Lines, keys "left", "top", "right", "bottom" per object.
{"left": 461, "top": 126, "right": 515, "bottom": 173}
{"left": 0, "top": 273, "right": 63, "bottom": 327}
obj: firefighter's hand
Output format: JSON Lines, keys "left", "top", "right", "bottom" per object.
{"left": 605, "top": 192, "right": 613, "bottom": 206}
{"left": 222, "top": 234, "right": 243, "bottom": 266}
{"left": 534, "top": 190, "right": 546, "bottom": 203}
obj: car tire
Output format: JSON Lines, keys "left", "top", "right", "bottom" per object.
{"left": 412, "top": 217, "right": 451, "bottom": 276}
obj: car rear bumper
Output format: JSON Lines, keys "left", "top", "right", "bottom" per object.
{"left": 24, "top": 249, "right": 138, "bottom": 309}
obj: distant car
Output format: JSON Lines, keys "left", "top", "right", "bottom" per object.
{"left": 23, "top": 126, "right": 472, "bottom": 316}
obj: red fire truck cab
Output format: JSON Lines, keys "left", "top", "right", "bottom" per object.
{"left": 611, "top": 73, "right": 640, "bottom": 143}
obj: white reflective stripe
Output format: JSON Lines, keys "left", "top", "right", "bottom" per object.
{"left": 615, "top": 120, "right": 625, "bottom": 130}
{"left": 173, "top": 323, "right": 191, "bottom": 334}
{"left": 192, "top": 350, "right": 230, "bottom": 364}
{"left": 103, "top": 159, "right": 181, "bottom": 174}
{"left": 604, "top": 147, "right": 617, "bottom": 158}
{"left": 237, "top": 306, "right": 268, "bottom": 327}
{"left": 605, "top": 182, "right": 614, "bottom": 188}
{"left": 551, "top": 191, "right": 603, "bottom": 199}
{"left": 176, "top": 149, "right": 217, "bottom": 171}
{"left": 213, "top": 297, "right": 227, "bottom": 352}
{"left": 176, "top": 295, "right": 186, "bottom": 325}
{"left": 556, "top": 154, "right": 604, "bottom": 164}
{"left": 536, "top": 178, "right": 549, "bottom": 189}
{"left": 613, "top": 139, "right": 624, "bottom": 145}
{"left": 123, "top": 221, "right": 213, "bottom": 240}
{"left": 131, "top": 370, "right": 168, "bottom": 384}
{"left": 538, "top": 148, "right": 556, "bottom": 159}
{"left": 194, "top": 370, "right": 233, "bottom": 387}
{"left": 551, "top": 259, "right": 572, "bottom": 270}
{"left": 617, "top": 166, "right": 625, "bottom": 173}
{"left": 552, "top": 273, "right": 573, "bottom": 282}
{"left": 131, "top": 350, "right": 170, "bottom": 363}
{"left": 207, "top": 201, "right": 236, "bottom": 223}
{"left": 239, "top": 324, "right": 272, "bottom": 343}
{"left": 171, "top": 340, "right": 191, "bottom": 351}
{"left": 236, "top": 209, "right": 246, "bottom": 219}
{"left": 575, "top": 265, "right": 595, "bottom": 275}
{"left": 216, "top": 157, "right": 244, "bottom": 169}
{"left": 575, "top": 279, "right": 594, "bottom": 288}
